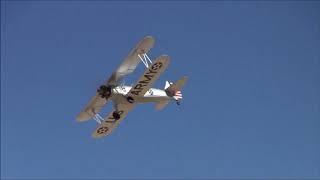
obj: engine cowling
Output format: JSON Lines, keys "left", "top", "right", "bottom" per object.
{"left": 97, "top": 85, "right": 112, "bottom": 98}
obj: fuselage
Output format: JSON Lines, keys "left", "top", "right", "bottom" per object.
{"left": 110, "top": 85, "right": 171, "bottom": 104}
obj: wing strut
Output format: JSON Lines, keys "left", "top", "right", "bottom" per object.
{"left": 138, "top": 53, "right": 153, "bottom": 68}
{"left": 93, "top": 114, "right": 103, "bottom": 124}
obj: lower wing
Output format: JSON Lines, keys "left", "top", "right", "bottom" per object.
{"left": 76, "top": 94, "right": 108, "bottom": 122}
{"left": 92, "top": 102, "right": 135, "bottom": 138}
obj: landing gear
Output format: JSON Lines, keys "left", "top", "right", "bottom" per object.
{"left": 126, "top": 96, "right": 135, "bottom": 103}
{"left": 176, "top": 101, "right": 181, "bottom": 105}
{"left": 112, "top": 111, "right": 121, "bottom": 120}
{"left": 97, "top": 85, "right": 112, "bottom": 99}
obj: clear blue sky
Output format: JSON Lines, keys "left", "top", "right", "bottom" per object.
{"left": 1, "top": 1, "right": 320, "bottom": 179}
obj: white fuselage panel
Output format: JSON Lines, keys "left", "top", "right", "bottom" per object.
{"left": 111, "top": 86, "right": 170, "bottom": 103}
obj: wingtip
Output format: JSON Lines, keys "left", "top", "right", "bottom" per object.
{"left": 136, "top": 36, "right": 155, "bottom": 54}
{"left": 144, "top": 35, "right": 155, "bottom": 41}
{"left": 142, "top": 36, "right": 155, "bottom": 45}
{"left": 76, "top": 112, "right": 92, "bottom": 122}
{"left": 182, "top": 76, "right": 188, "bottom": 80}
{"left": 159, "top": 54, "right": 170, "bottom": 59}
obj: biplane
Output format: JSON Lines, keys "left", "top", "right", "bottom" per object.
{"left": 76, "top": 36, "right": 187, "bottom": 138}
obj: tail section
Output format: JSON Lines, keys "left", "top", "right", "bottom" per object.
{"left": 165, "top": 76, "right": 188, "bottom": 104}
{"left": 155, "top": 76, "right": 187, "bottom": 110}
{"left": 173, "top": 90, "right": 183, "bottom": 101}
{"left": 164, "top": 81, "right": 172, "bottom": 89}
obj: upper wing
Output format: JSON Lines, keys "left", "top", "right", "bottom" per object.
{"left": 127, "top": 55, "right": 170, "bottom": 98}
{"left": 77, "top": 36, "right": 154, "bottom": 122}
{"left": 92, "top": 102, "right": 135, "bottom": 138}
{"left": 107, "top": 36, "right": 155, "bottom": 86}
{"left": 76, "top": 93, "right": 107, "bottom": 122}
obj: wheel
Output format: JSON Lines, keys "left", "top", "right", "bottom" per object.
{"left": 113, "top": 111, "right": 120, "bottom": 120}
{"left": 126, "top": 96, "right": 134, "bottom": 103}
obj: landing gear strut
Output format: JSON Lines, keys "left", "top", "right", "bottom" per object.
{"left": 126, "top": 96, "right": 135, "bottom": 103}
{"left": 97, "top": 85, "right": 112, "bottom": 99}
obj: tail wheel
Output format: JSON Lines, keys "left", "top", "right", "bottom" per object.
{"left": 126, "top": 96, "right": 134, "bottom": 103}
{"left": 112, "top": 111, "right": 121, "bottom": 120}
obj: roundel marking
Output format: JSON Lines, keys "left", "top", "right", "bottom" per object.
{"left": 97, "top": 126, "right": 109, "bottom": 134}
{"left": 151, "top": 62, "right": 163, "bottom": 70}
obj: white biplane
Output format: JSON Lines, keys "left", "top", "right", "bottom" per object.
{"left": 76, "top": 36, "right": 187, "bottom": 138}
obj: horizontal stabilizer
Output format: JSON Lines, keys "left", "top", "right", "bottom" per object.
{"left": 166, "top": 76, "right": 188, "bottom": 92}
{"left": 155, "top": 100, "right": 170, "bottom": 110}
{"left": 165, "top": 76, "right": 187, "bottom": 101}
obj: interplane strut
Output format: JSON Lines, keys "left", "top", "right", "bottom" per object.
{"left": 138, "top": 53, "right": 153, "bottom": 68}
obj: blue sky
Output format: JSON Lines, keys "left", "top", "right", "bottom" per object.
{"left": 1, "top": 1, "right": 320, "bottom": 179}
